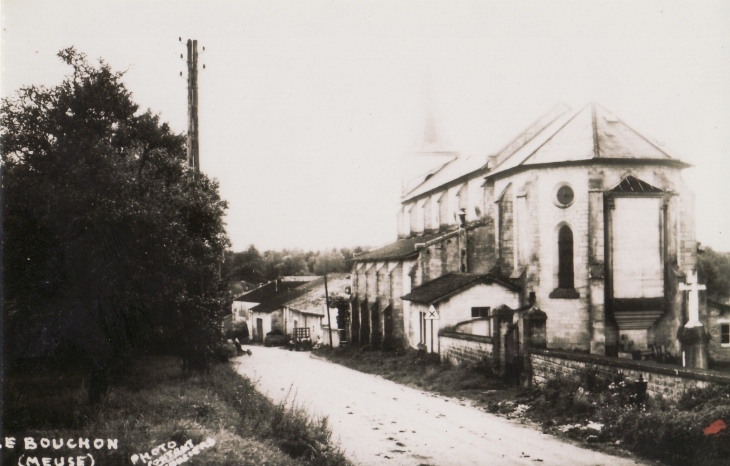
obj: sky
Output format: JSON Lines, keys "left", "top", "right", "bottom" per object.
{"left": 2, "top": 0, "right": 730, "bottom": 252}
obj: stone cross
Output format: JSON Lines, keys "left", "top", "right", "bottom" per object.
{"left": 679, "top": 270, "right": 706, "bottom": 328}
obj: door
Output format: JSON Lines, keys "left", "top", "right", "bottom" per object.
{"left": 256, "top": 318, "right": 263, "bottom": 342}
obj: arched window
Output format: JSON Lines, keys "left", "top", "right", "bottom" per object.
{"left": 558, "top": 225, "right": 574, "bottom": 289}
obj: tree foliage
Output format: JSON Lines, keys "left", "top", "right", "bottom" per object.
{"left": 222, "top": 246, "right": 364, "bottom": 285}
{"left": 697, "top": 247, "right": 730, "bottom": 303}
{"left": 2, "top": 49, "right": 230, "bottom": 388}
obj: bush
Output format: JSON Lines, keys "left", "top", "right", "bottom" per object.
{"left": 227, "top": 321, "right": 250, "bottom": 341}
{"left": 526, "top": 368, "right": 730, "bottom": 466}
{"left": 265, "top": 334, "right": 289, "bottom": 347}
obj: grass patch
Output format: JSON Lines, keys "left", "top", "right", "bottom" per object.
{"left": 2, "top": 356, "right": 350, "bottom": 466}
{"left": 313, "top": 346, "right": 507, "bottom": 400}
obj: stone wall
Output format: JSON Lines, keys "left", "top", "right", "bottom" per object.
{"left": 530, "top": 348, "right": 730, "bottom": 400}
{"left": 439, "top": 332, "right": 494, "bottom": 366}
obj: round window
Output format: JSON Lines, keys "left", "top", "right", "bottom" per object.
{"left": 557, "top": 185, "right": 574, "bottom": 206}
{"left": 552, "top": 183, "right": 575, "bottom": 208}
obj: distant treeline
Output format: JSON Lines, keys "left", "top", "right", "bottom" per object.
{"left": 223, "top": 245, "right": 366, "bottom": 284}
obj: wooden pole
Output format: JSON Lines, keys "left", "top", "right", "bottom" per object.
{"left": 430, "top": 319, "right": 433, "bottom": 353}
{"left": 324, "top": 274, "right": 333, "bottom": 348}
{"left": 186, "top": 39, "right": 200, "bottom": 172}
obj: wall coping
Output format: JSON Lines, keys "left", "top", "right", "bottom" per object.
{"left": 440, "top": 331, "right": 493, "bottom": 345}
{"left": 530, "top": 348, "right": 730, "bottom": 385}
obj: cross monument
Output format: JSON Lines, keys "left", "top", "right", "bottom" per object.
{"left": 679, "top": 270, "right": 706, "bottom": 328}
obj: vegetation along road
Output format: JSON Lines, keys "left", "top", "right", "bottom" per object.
{"left": 235, "top": 345, "right": 650, "bottom": 466}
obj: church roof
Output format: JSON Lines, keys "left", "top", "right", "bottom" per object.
{"left": 610, "top": 175, "right": 663, "bottom": 193}
{"left": 401, "top": 103, "right": 574, "bottom": 202}
{"left": 353, "top": 230, "right": 453, "bottom": 262}
{"left": 401, "top": 272, "right": 520, "bottom": 305}
{"left": 403, "top": 104, "right": 689, "bottom": 202}
{"left": 488, "top": 103, "right": 689, "bottom": 178}
{"left": 402, "top": 153, "right": 489, "bottom": 201}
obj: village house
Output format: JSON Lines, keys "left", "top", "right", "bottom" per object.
{"left": 233, "top": 276, "right": 318, "bottom": 341}
{"left": 350, "top": 103, "right": 716, "bottom": 369}
{"left": 247, "top": 275, "right": 350, "bottom": 344}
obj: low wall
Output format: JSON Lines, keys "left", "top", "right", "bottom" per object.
{"left": 530, "top": 348, "right": 730, "bottom": 400}
{"left": 440, "top": 332, "right": 494, "bottom": 366}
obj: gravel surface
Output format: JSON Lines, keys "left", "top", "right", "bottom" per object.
{"left": 234, "top": 345, "right": 649, "bottom": 466}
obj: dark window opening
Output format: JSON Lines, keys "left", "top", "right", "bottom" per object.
{"left": 558, "top": 225, "right": 575, "bottom": 289}
{"left": 471, "top": 307, "right": 490, "bottom": 318}
{"left": 721, "top": 324, "right": 730, "bottom": 345}
{"left": 556, "top": 185, "right": 574, "bottom": 206}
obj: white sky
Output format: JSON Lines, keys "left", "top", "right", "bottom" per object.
{"left": 2, "top": 0, "right": 730, "bottom": 252}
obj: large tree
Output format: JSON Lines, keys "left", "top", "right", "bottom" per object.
{"left": 698, "top": 247, "right": 730, "bottom": 303}
{"left": 2, "top": 49, "right": 229, "bottom": 398}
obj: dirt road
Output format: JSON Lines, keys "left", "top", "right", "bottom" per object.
{"left": 234, "top": 346, "right": 646, "bottom": 466}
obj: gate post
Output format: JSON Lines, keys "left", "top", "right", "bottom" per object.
{"left": 491, "top": 304, "right": 514, "bottom": 375}
{"left": 523, "top": 307, "right": 547, "bottom": 349}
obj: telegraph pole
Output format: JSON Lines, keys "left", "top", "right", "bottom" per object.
{"left": 185, "top": 39, "right": 200, "bottom": 172}
{"left": 324, "top": 274, "right": 333, "bottom": 348}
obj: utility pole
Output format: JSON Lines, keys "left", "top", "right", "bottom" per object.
{"left": 185, "top": 39, "right": 200, "bottom": 172}
{"left": 324, "top": 274, "right": 333, "bottom": 348}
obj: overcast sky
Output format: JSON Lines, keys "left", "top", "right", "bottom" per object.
{"left": 3, "top": 0, "right": 730, "bottom": 252}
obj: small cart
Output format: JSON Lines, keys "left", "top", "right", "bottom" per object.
{"left": 289, "top": 328, "right": 312, "bottom": 351}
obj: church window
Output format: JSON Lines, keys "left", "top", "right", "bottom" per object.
{"left": 553, "top": 182, "right": 575, "bottom": 208}
{"left": 721, "top": 323, "right": 730, "bottom": 346}
{"left": 558, "top": 225, "right": 575, "bottom": 289}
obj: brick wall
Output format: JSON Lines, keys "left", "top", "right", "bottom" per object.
{"left": 440, "top": 332, "right": 494, "bottom": 366}
{"left": 530, "top": 348, "right": 730, "bottom": 400}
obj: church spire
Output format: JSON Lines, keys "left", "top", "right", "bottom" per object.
{"left": 401, "top": 80, "right": 459, "bottom": 196}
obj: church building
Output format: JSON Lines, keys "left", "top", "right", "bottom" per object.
{"left": 350, "top": 103, "right": 709, "bottom": 366}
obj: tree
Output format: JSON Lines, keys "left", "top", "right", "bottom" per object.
{"left": 698, "top": 247, "right": 730, "bottom": 303}
{"left": 2, "top": 48, "right": 230, "bottom": 399}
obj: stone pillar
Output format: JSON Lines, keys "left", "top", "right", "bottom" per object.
{"left": 678, "top": 326, "right": 709, "bottom": 369}
{"left": 588, "top": 173, "right": 606, "bottom": 355}
{"left": 359, "top": 300, "right": 370, "bottom": 345}
{"left": 491, "top": 304, "right": 514, "bottom": 374}
{"left": 349, "top": 297, "right": 359, "bottom": 344}
{"left": 678, "top": 271, "right": 709, "bottom": 369}
{"left": 523, "top": 307, "right": 547, "bottom": 349}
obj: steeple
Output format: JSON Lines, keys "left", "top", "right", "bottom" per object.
{"left": 401, "top": 82, "right": 458, "bottom": 197}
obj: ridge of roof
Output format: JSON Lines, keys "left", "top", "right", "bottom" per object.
{"left": 489, "top": 103, "right": 687, "bottom": 178}
{"left": 250, "top": 277, "right": 325, "bottom": 313}
{"left": 353, "top": 229, "right": 457, "bottom": 262}
{"left": 401, "top": 272, "right": 520, "bottom": 305}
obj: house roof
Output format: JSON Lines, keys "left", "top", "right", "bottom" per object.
{"left": 234, "top": 276, "right": 318, "bottom": 303}
{"left": 709, "top": 299, "right": 730, "bottom": 314}
{"left": 487, "top": 104, "right": 689, "bottom": 179}
{"left": 286, "top": 274, "right": 350, "bottom": 316}
{"left": 250, "top": 274, "right": 350, "bottom": 315}
{"left": 353, "top": 229, "right": 455, "bottom": 262}
{"left": 400, "top": 272, "right": 520, "bottom": 305}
